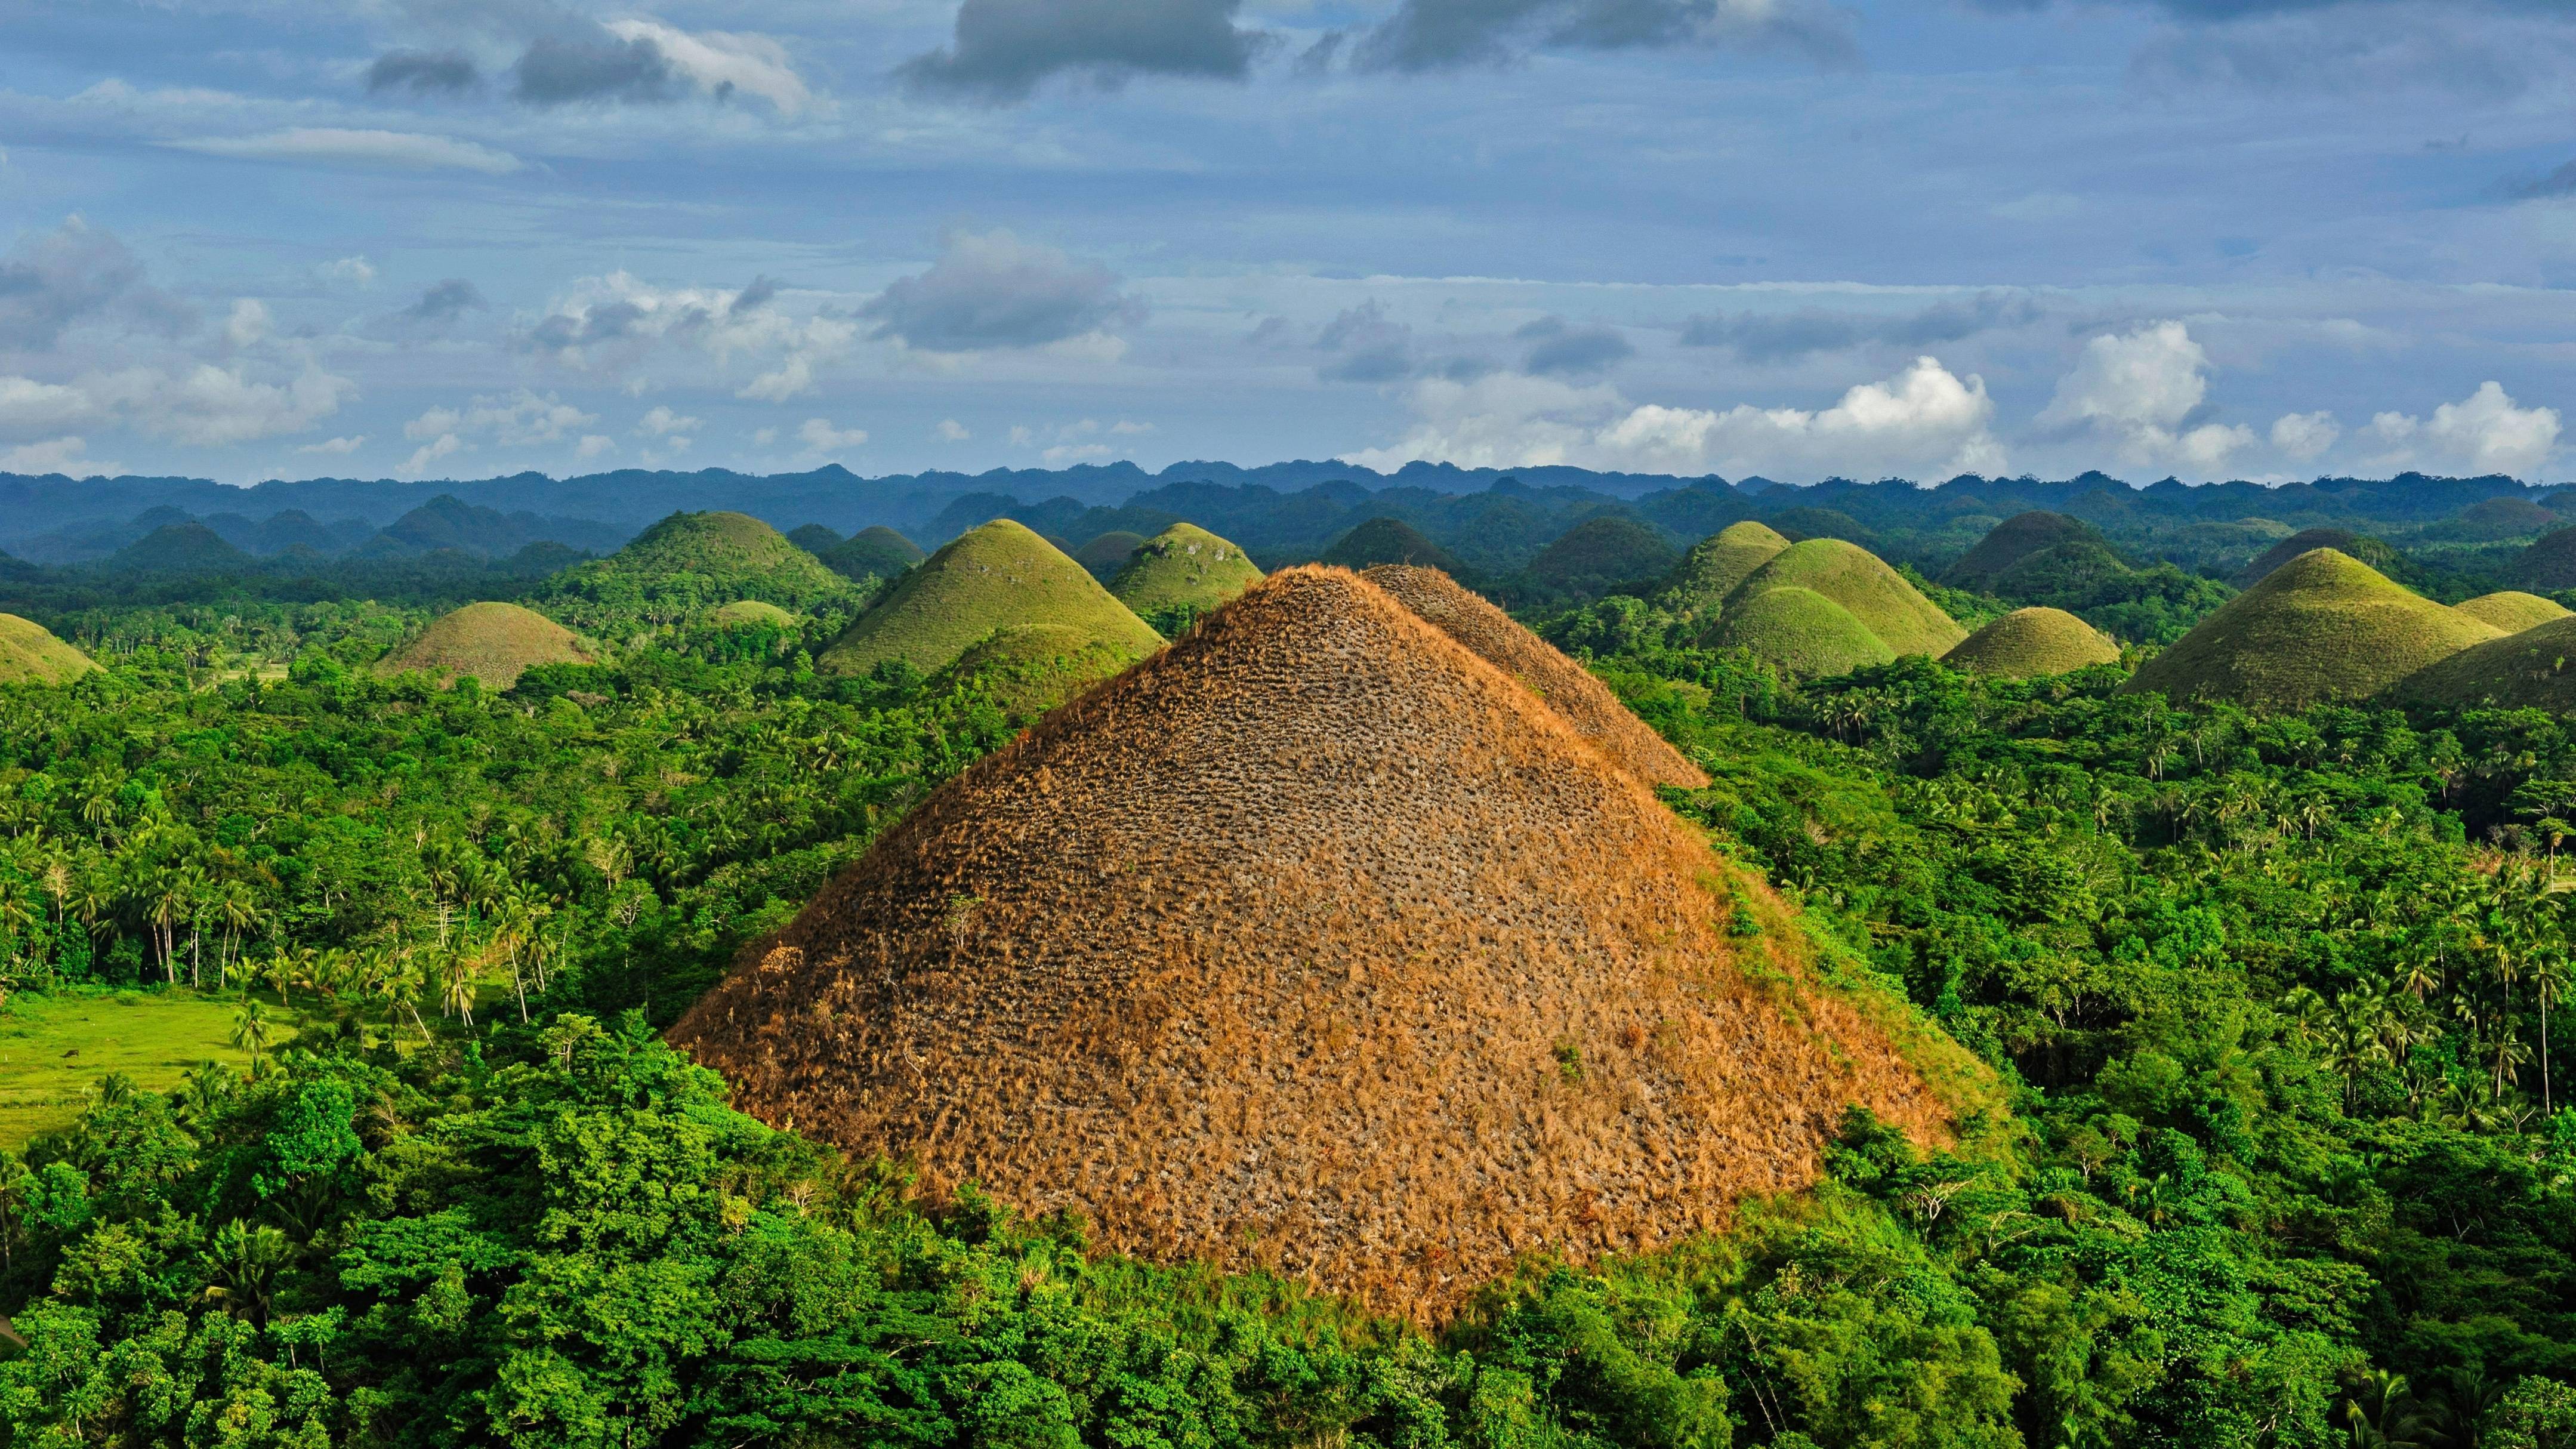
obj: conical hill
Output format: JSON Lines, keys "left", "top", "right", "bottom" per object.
{"left": 819, "top": 526, "right": 928, "bottom": 585}
{"left": 1726, "top": 538, "right": 1966, "bottom": 658}
{"left": 1710, "top": 587, "right": 1895, "bottom": 677}
{"left": 1072, "top": 531, "right": 1148, "bottom": 576}
{"left": 712, "top": 600, "right": 798, "bottom": 629}
{"left": 817, "top": 520, "right": 1164, "bottom": 677}
{"left": 0, "top": 614, "right": 98, "bottom": 686}
{"left": 2453, "top": 591, "right": 2569, "bottom": 635}
{"left": 1658, "top": 521, "right": 1790, "bottom": 616}
{"left": 670, "top": 566, "right": 1947, "bottom": 1317}
{"left": 1110, "top": 523, "right": 1264, "bottom": 617}
{"left": 1942, "top": 607, "right": 2120, "bottom": 677}
{"left": 1319, "top": 517, "right": 1458, "bottom": 572}
{"left": 2390, "top": 615, "right": 2576, "bottom": 711}
{"left": 374, "top": 602, "right": 592, "bottom": 689}
{"left": 931, "top": 624, "right": 1141, "bottom": 717}
{"left": 2125, "top": 548, "right": 2499, "bottom": 708}
{"left": 2232, "top": 528, "right": 2406, "bottom": 588}
{"left": 1942, "top": 511, "right": 2106, "bottom": 590}
{"left": 1362, "top": 564, "right": 1707, "bottom": 788}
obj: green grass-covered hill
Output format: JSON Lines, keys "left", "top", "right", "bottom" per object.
{"left": 1942, "top": 511, "right": 2109, "bottom": 590}
{"left": 1072, "top": 531, "right": 1149, "bottom": 578}
{"left": 1319, "top": 517, "right": 1460, "bottom": 573}
{"left": 374, "top": 602, "right": 594, "bottom": 689}
{"left": 711, "top": 600, "right": 798, "bottom": 629}
{"left": 0, "top": 613, "right": 98, "bottom": 685}
{"left": 2125, "top": 548, "right": 2500, "bottom": 708}
{"left": 817, "top": 525, "right": 928, "bottom": 585}
{"left": 1108, "top": 523, "right": 1263, "bottom": 619}
{"left": 2389, "top": 614, "right": 2576, "bottom": 711}
{"left": 2231, "top": 528, "right": 2408, "bottom": 589}
{"left": 2454, "top": 591, "right": 2571, "bottom": 635}
{"left": 2510, "top": 526, "right": 2576, "bottom": 591}
{"left": 1942, "top": 606, "right": 2121, "bottom": 677}
{"left": 1726, "top": 538, "right": 1966, "bottom": 658}
{"left": 533, "top": 510, "right": 853, "bottom": 626}
{"left": 1710, "top": 587, "right": 1896, "bottom": 676}
{"left": 1659, "top": 520, "right": 1791, "bottom": 618}
{"left": 819, "top": 519, "right": 1164, "bottom": 677}
{"left": 1522, "top": 516, "right": 1678, "bottom": 597}
{"left": 930, "top": 622, "right": 1144, "bottom": 717}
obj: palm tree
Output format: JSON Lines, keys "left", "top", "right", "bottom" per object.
{"left": 230, "top": 998, "right": 274, "bottom": 1076}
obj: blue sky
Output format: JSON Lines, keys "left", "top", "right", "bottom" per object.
{"left": 5, "top": 0, "right": 2575, "bottom": 486}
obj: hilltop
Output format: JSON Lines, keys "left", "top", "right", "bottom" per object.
{"left": 1319, "top": 517, "right": 1460, "bottom": 572}
{"left": 1726, "top": 538, "right": 1966, "bottom": 657}
{"left": 711, "top": 599, "right": 798, "bottom": 629}
{"left": 1942, "top": 607, "right": 2120, "bottom": 677}
{"left": 1658, "top": 520, "right": 1791, "bottom": 618}
{"left": 374, "top": 602, "right": 593, "bottom": 689}
{"left": 817, "top": 519, "right": 1163, "bottom": 677}
{"left": 1520, "top": 516, "right": 1678, "bottom": 599}
{"left": 1108, "top": 523, "right": 1264, "bottom": 619}
{"left": 670, "top": 566, "right": 1949, "bottom": 1317}
{"left": 1942, "top": 511, "right": 2107, "bottom": 590}
{"left": 817, "top": 525, "right": 927, "bottom": 585}
{"left": 2125, "top": 548, "right": 2499, "bottom": 708}
{"left": 1072, "top": 531, "right": 1148, "bottom": 578}
{"left": 534, "top": 510, "right": 852, "bottom": 625}
{"left": 0, "top": 614, "right": 98, "bottom": 685}
{"left": 1363, "top": 564, "right": 1707, "bottom": 788}
{"left": 2232, "top": 528, "right": 2408, "bottom": 588}
{"left": 1711, "top": 587, "right": 1895, "bottom": 677}
{"left": 2390, "top": 615, "right": 2576, "bottom": 711}
{"left": 2454, "top": 591, "right": 2569, "bottom": 634}
{"left": 105, "top": 522, "right": 252, "bottom": 575}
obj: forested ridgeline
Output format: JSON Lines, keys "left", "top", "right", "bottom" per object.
{"left": 7, "top": 585, "right": 2576, "bottom": 1445}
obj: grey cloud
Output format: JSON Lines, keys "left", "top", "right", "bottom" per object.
{"left": 513, "top": 32, "right": 677, "bottom": 105}
{"left": 1316, "top": 301, "right": 1418, "bottom": 382}
{"left": 861, "top": 232, "right": 1144, "bottom": 351}
{"left": 0, "top": 217, "right": 191, "bottom": 351}
{"left": 2514, "top": 161, "right": 2576, "bottom": 199}
{"left": 730, "top": 276, "right": 780, "bottom": 315}
{"left": 1516, "top": 316, "right": 1633, "bottom": 377}
{"left": 897, "top": 0, "right": 1267, "bottom": 103}
{"left": 526, "top": 299, "right": 649, "bottom": 352}
{"left": 403, "top": 279, "right": 488, "bottom": 323}
{"left": 1680, "top": 292, "right": 2036, "bottom": 363}
{"left": 367, "top": 49, "right": 479, "bottom": 94}
{"left": 1352, "top": 0, "right": 1856, "bottom": 73}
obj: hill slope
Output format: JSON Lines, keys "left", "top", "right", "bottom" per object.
{"left": 1659, "top": 521, "right": 1791, "bottom": 618}
{"left": 374, "top": 603, "right": 593, "bottom": 689}
{"left": 2390, "top": 615, "right": 2576, "bottom": 711}
{"left": 1362, "top": 564, "right": 1708, "bottom": 788}
{"left": 2512, "top": 527, "right": 2576, "bottom": 591}
{"left": 670, "top": 566, "right": 1946, "bottom": 1317}
{"left": 1727, "top": 538, "right": 1966, "bottom": 657}
{"left": 106, "top": 522, "right": 251, "bottom": 575}
{"left": 1942, "top": 511, "right": 2106, "bottom": 590}
{"left": 1072, "top": 531, "right": 1148, "bottom": 576}
{"left": 817, "top": 525, "right": 927, "bottom": 584}
{"left": 1319, "top": 517, "right": 1459, "bottom": 572}
{"left": 1710, "top": 587, "right": 1895, "bottom": 677}
{"left": 0, "top": 615, "right": 98, "bottom": 686}
{"left": 1523, "top": 516, "right": 1677, "bottom": 596}
{"left": 2454, "top": 591, "right": 2570, "bottom": 635}
{"left": 1942, "top": 607, "right": 2120, "bottom": 677}
{"left": 930, "top": 623, "right": 1143, "bottom": 716}
{"left": 2125, "top": 549, "right": 2500, "bottom": 708}
{"left": 1108, "top": 523, "right": 1264, "bottom": 618}
{"left": 818, "top": 519, "right": 1163, "bottom": 677}
{"left": 2232, "top": 528, "right": 2407, "bottom": 588}
{"left": 535, "top": 510, "right": 850, "bottom": 624}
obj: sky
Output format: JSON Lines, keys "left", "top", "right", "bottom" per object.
{"left": 4, "top": 0, "right": 2576, "bottom": 489}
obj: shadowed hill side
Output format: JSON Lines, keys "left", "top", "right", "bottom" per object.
{"left": 1659, "top": 521, "right": 1791, "bottom": 618}
{"left": 1726, "top": 538, "right": 1966, "bottom": 658}
{"left": 2125, "top": 549, "right": 2499, "bottom": 708}
{"left": 374, "top": 602, "right": 592, "bottom": 689}
{"left": 104, "top": 522, "right": 252, "bottom": 575}
{"left": 1522, "top": 516, "right": 1678, "bottom": 597}
{"left": 1942, "top": 511, "right": 2108, "bottom": 590}
{"left": 2232, "top": 528, "right": 2407, "bottom": 588}
{"left": 2454, "top": 591, "right": 2571, "bottom": 635}
{"left": 818, "top": 519, "right": 1163, "bottom": 677}
{"left": 1942, "top": 607, "right": 2120, "bottom": 677}
{"left": 2511, "top": 527, "right": 2576, "bottom": 591}
{"left": 533, "top": 510, "right": 852, "bottom": 625}
{"left": 1710, "top": 587, "right": 1895, "bottom": 677}
{"left": 0, "top": 614, "right": 98, "bottom": 685}
{"left": 1319, "top": 517, "right": 1460, "bottom": 573}
{"left": 1109, "top": 523, "right": 1264, "bottom": 617}
{"left": 1362, "top": 564, "right": 1707, "bottom": 788}
{"left": 2390, "top": 615, "right": 2576, "bottom": 712}
{"left": 1072, "top": 531, "right": 1149, "bottom": 578}
{"left": 669, "top": 566, "right": 1948, "bottom": 1318}
{"left": 819, "top": 525, "right": 928, "bottom": 585}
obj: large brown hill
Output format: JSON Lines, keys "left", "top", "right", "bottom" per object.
{"left": 1362, "top": 564, "right": 1707, "bottom": 789}
{"left": 670, "top": 566, "right": 1948, "bottom": 1317}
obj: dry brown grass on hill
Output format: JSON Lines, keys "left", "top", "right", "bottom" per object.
{"left": 669, "top": 566, "right": 1946, "bottom": 1319}
{"left": 1362, "top": 563, "right": 1708, "bottom": 790}
{"left": 374, "top": 602, "right": 591, "bottom": 689}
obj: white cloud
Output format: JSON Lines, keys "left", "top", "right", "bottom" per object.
{"left": 92, "top": 364, "right": 353, "bottom": 446}
{"left": 798, "top": 417, "right": 868, "bottom": 452}
{"left": 576, "top": 433, "right": 617, "bottom": 458}
{"left": 2367, "top": 382, "right": 2560, "bottom": 477}
{"left": 2270, "top": 411, "right": 2340, "bottom": 462}
{"left": 752, "top": 427, "right": 778, "bottom": 447}
{"left": 1044, "top": 442, "right": 1112, "bottom": 465}
{"left": 0, "top": 436, "right": 101, "bottom": 474}
{"left": 1111, "top": 419, "right": 1155, "bottom": 434}
{"left": 295, "top": 434, "right": 365, "bottom": 455}
{"left": 937, "top": 418, "right": 971, "bottom": 441}
{"left": 317, "top": 255, "right": 376, "bottom": 288}
{"left": 637, "top": 405, "right": 701, "bottom": 436}
{"left": 525, "top": 272, "right": 856, "bottom": 401}
{"left": 225, "top": 298, "right": 271, "bottom": 348}
{"left": 0, "top": 376, "right": 95, "bottom": 435}
{"left": 2037, "top": 320, "right": 2251, "bottom": 474}
{"left": 599, "top": 20, "right": 819, "bottom": 118}
{"left": 1346, "top": 356, "right": 2004, "bottom": 480}
{"left": 171, "top": 128, "right": 525, "bottom": 175}
{"left": 402, "top": 431, "right": 462, "bottom": 477}
{"left": 396, "top": 389, "right": 598, "bottom": 475}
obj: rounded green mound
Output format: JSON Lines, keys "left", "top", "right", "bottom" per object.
{"left": 2449, "top": 495, "right": 2557, "bottom": 541}
{"left": 2512, "top": 526, "right": 2576, "bottom": 591}
{"left": 712, "top": 600, "right": 798, "bottom": 629}
{"left": 0, "top": 614, "right": 98, "bottom": 686}
{"left": 1072, "top": 531, "right": 1149, "bottom": 576}
{"left": 375, "top": 602, "right": 593, "bottom": 690}
{"left": 1525, "top": 516, "right": 1678, "bottom": 592}
{"left": 2454, "top": 591, "right": 2570, "bottom": 635}
{"left": 541, "top": 511, "right": 851, "bottom": 619}
{"left": 819, "top": 519, "right": 1164, "bottom": 677}
{"left": 819, "top": 526, "right": 927, "bottom": 584}
{"left": 1941, "top": 512, "right": 2108, "bottom": 590}
{"left": 1109, "top": 523, "right": 1264, "bottom": 616}
{"left": 2390, "top": 615, "right": 2576, "bottom": 712}
{"left": 1319, "top": 518, "right": 1459, "bottom": 573}
{"left": 785, "top": 523, "right": 844, "bottom": 554}
{"left": 2125, "top": 548, "right": 2501, "bottom": 708}
{"left": 107, "top": 522, "right": 252, "bottom": 576}
{"left": 1943, "top": 608, "right": 2120, "bottom": 677}
{"left": 933, "top": 623, "right": 1147, "bottom": 716}
{"left": 1658, "top": 521, "right": 1791, "bottom": 617}
{"left": 1710, "top": 587, "right": 1896, "bottom": 677}
{"left": 2232, "top": 528, "right": 2405, "bottom": 588}
{"left": 1725, "top": 538, "right": 1966, "bottom": 658}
